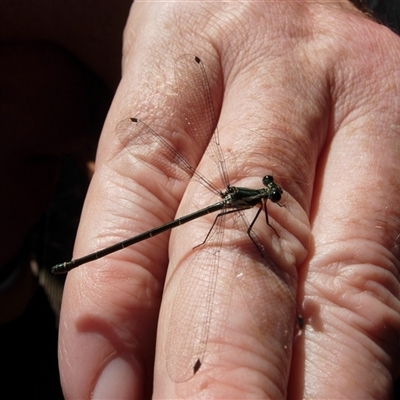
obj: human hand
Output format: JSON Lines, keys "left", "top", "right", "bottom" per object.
{"left": 58, "top": 2, "right": 400, "bottom": 398}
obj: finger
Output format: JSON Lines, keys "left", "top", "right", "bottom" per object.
{"left": 299, "top": 18, "right": 400, "bottom": 399}
{"left": 146, "top": 6, "right": 340, "bottom": 399}
{"left": 58, "top": 15, "right": 216, "bottom": 400}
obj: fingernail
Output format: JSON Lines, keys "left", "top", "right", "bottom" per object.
{"left": 92, "top": 356, "right": 142, "bottom": 399}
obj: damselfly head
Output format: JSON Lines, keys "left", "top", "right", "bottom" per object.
{"left": 262, "top": 175, "right": 283, "bottom": 203}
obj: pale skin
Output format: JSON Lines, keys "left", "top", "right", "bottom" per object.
{"left": 3, "top": 1, "right": 400, "bottom": 399}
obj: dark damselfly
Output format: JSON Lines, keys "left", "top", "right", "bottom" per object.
{"left": 52, "top": 55, "right": 285, "bottom": 382}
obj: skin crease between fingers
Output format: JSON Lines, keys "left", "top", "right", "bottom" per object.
{"left": 58, "top": 2, "right": 400, "bottom": 399}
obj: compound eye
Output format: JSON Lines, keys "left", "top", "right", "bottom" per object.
{"left": 269, "top": 189, "right": 282, "bottom": 203}
{"left": 262, "top": 175, "right": 274, "bottom": 186}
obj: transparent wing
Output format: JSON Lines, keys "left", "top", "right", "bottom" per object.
{"left": 175, "top": 55, "right": 229, "bottom": 188}
{"left": 166, "top": 205, "right": 294, "bottom": 382}
{"left": 116, "top": 55, "right": 227, "bottom": 192}
{"left": 232, "top": 211, "right": 296, "bottom": 345}
{"left": 116, "top": 55, "right": 291, "bottom": 382}
{"left": 166, "top": 211, "right": 229, "bottom": 382}
{"left": 115, "top": 118, "right": 221, "bottom": 195}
